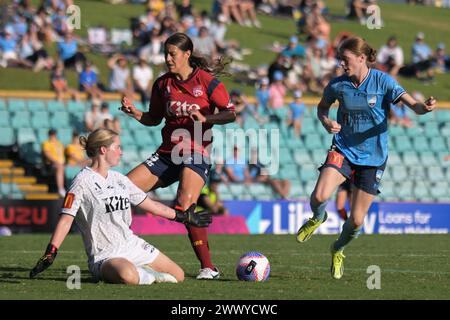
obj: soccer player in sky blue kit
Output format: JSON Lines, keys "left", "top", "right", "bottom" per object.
{"left": 296, "top": 37, "right": 436, "bottom": 279}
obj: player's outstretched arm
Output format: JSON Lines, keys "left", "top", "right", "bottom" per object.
{"left": 137, "top": 198, "right": 212, "bottom": 227}
{"left": 30, "top": 214, "right": 74, "bottom": 278}
{"left": 400, "top": 93, "right": 436, "bottom": 115}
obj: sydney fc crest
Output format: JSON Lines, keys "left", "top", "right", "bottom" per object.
{"left": 367, "top": 95, "right": 377, "bottom": 108}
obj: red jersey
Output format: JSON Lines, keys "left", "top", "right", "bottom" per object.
{"left": 148, "top": 68, "right": 234, "bottom": 157}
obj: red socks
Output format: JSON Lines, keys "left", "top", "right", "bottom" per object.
{"left": 338, "top": 208, "right": 348, "bottom": 221}
{"left": 186, "top": 225, "right": 214, "bottom": 269}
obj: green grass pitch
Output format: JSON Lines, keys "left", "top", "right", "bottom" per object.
{"left": 0, "top": 234, "right": 449, "bottom": 300}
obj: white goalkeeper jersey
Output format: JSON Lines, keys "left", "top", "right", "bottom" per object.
{"left": 61, "top": 167, "right": 147, "bottom": 263}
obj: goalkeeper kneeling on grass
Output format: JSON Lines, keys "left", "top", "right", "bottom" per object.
{"left": 30, "top": 128, "right": 212, "bottom": 285}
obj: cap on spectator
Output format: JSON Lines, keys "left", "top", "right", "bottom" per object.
{"left": 437, "top": 43, "right": 445, "bottom": 50}
{"left": 289, "top": 36, "right": 298, "bottom": 44}
{"left": 294, "top": 90, "right": 302, "bottom": 99}
{"left": 48, "top": 128, "right": 57, "bottom": 136}
{"left": 273, "top": 70, "right": 284, "bottom": 81}
{"left": 260, "top": 77, "right": 269, "bottom": 86}
{"left": 416, "top": 32, "right": 425, "bottom": 40}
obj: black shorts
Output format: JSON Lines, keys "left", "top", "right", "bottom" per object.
{"left": 143, "top": 152, "right": 211, "bottom": 187}
{"left": 337, "top": 179, "right": 352, "bottom": 193}
{"left": 319, "top": 147, "right": 387, "bottom": 196}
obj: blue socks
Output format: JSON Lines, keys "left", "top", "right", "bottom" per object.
{"left": 310, "top": 199, "right": 327, "bottom": 222}
{"left": 333, "top": 219, "right": 361, "bottom": 252}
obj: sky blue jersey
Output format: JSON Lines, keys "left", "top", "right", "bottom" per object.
{"left": 323, "top": 68, "right": 405, "bottom": 166}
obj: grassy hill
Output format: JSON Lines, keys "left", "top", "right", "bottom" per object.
{"left": 1, "top": 0, "right": 449, "bottom": 100}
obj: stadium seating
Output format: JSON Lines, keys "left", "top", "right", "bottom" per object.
{"left": 1, "top": 97, "right": 450, "bottom": 203}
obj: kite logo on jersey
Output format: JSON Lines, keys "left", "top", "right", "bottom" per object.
{"left": 104, "top": 196, "right": 130, "bottom": 213}
{"left": 192, "top": 85, "right": 204, "bottom": 97}
{"left": 63, "top": 193, "right": 75, "bottom": 209}
{"left": 167, "top": 100, "right": 200, "bottom": 117}
{"left": 367, "top": 95, "right": 377, "bottom": 108}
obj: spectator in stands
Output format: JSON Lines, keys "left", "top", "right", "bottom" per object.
{"left": 287, "top": 90, "right": 306, "bottom": 137}
{"left": 224, "top": 146, "right": 251, "bottom": 183}
{"left": 347, "top": 0, "right": 376, "bottom": 25}
{"left": 433, "top": 43, "right": 450, "bottom": 73}
{"left": 193, "top": 26, "right": 218, "bottom": 60}
{"left": 65, "top": 131, "right": 89, "bottom": 167}
{"left": 268, "top": 53, "right": 290, "bottom": 83}
{"left": 33, "top": 7, "right": 53, "bottom": 44}
{"left": 20, "top": 29, "right": 54, "bottom": 72}
{"left": 51, "top": 61, "right": 79, "bottom": 102}
{"left": 305, "top": 2, "right": 331, "bottom": 42}
{"left": 132, "top": 57, "right": 154, "bottom": 107}
{"left": 377, "top": 36, "right": 404, "bottom": 78}
{"left": 411, "top": 32, "right": 435, "bottom": 83}
{"left": 255, "top": 76, "right": 271, "bottom": 115}
{"left": 389, "top": 101, "right": 414, "bottom": 128}
{"left": 247, "top": 148, "right": 291, "bottom": 199}
{"left": 209, "top": 14, "right": 242, "bottom": 61}
{"left": 51, "top": 7, "right": 70, "bottom": 37}
{"left": 196, "top": 169, "right": 229, "bottom": 216}
{"left": 268, "top": 70, "right": 287, "bottom": 110}
{"left": 104, "top": 116, "right": 122, "bottom": 134}
{"left": 79, "top": 61, "right": 103, "bottom": 101}
{"left": 98, "top": 102, "right": 114, "bottom": 126}
{"left": 281, "top": 36, "right": 306, "bottom": 59}
{"left": 238, "top": 0, "right": 261, "bottom": 28}
{"left": 0, "top": 27, "right": 19, "bottom": 68}
{"left": 107, "top": 54, "right": 134, "bottom": 99}
{"left": 84, "top": 100, "right": 103, "bottom": 132}
{"left": 42, "top": 129, "right": 66, "bottom": 197}
{"left": 176, "top": 0, "right": 194, "bottom": 19}
{"left": 138, "top": 26, "right": 165, "bottom": 65}
{"left": 57, "top": 32, "right": 86, "bottom": 72}
{"left": 229, "top": 89, "right": 265, "bottom": 126}
{"left": 217, "top": 0, "right": 245, "bottom": 26}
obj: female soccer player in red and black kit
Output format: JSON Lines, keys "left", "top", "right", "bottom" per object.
{"left": 120, "top": 32, "right": 236, "bottom": 279}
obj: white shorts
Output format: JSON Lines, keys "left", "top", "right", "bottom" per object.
{"left": 89, "top": 236, "right": 160, "bottom": 282}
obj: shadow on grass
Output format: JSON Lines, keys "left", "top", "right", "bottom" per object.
{"left": 0, "top": 266, "right": 97, "bottom": 283}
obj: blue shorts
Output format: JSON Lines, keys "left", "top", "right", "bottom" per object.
{"left": 319, "top": 147, "right": 387, "bottom": 196}
{"left": 143, "top": 152, "right": 211, "bottom": 187}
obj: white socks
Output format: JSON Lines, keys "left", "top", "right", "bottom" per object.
{"left": 137, "top": 266, "right": 178, "bottom": 285}
{"left": 137, "top": 267, "right": 156, "bottom": 285}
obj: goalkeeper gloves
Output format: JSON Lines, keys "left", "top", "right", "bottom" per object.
{"left": 29, "top": 243, "right": 58, "bottom": 279}
{"left": 174, "top": 204, "right": 212, "bottom": 227}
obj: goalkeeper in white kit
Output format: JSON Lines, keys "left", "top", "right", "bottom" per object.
{"left": 30, "top": 128, "right": 212, "bottom": 285}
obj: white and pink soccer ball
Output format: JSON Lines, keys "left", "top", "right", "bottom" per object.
{"left": 236, "top": 251, "right": 270, "bottom": 282}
